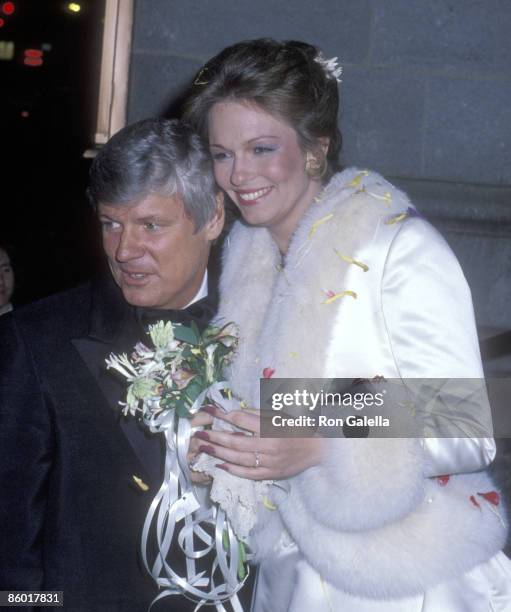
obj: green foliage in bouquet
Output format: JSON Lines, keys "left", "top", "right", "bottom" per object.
{"left": 106, "top": 320, "right": 238, "bottom": 420}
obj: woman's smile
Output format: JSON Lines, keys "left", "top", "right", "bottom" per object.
{"left": 234, "top": 186, "right": 274, "bottom": 204}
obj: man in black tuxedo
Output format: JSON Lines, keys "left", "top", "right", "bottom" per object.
{"left": 0, "top": 119, "right": 226, "bottom": 611}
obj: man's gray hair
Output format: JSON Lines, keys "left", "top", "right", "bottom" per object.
{"left": 87, "top": 118, "right": 218, "bottom": 231}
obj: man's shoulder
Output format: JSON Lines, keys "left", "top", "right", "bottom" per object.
{"left": 17, "top": 282, "right": 93, "bottom": 317}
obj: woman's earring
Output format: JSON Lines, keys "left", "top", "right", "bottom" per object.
{"left": 305, "top": 152, "right": 327, "bottom": 179}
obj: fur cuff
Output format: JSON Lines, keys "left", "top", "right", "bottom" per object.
{"left": 290, "top": 437, "right": 425, "bottom": 531}
{"left": 279, "top": 471, "right": 507, "bottom": 598}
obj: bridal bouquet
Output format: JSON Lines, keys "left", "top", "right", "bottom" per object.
{"left": 106, "top": 320, "right": 250, "bottom": 610}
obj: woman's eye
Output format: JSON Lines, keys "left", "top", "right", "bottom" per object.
{"left": 253, "top": 146, "right": 275, "bottom": 155}
{"left": 211, "top": 151, "right": 230, "bottom": 162}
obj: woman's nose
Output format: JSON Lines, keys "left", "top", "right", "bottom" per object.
{"left": 229, "top": 155, "right": 253, "bottom": 186}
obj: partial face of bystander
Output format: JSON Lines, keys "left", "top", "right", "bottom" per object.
{"left": 0, "top": 248, "right": 14, "bottom": 308}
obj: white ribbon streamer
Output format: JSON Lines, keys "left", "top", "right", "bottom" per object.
{"left": 140, "top": 381, "right": 250, "bottom": 611}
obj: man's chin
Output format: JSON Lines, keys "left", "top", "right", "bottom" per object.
{"left": 120, "top": 285, "right": 158, "bottom": 308}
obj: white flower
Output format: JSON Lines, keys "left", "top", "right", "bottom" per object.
{"left": 148, "top": 321, "right": 175, "bottom": 350}
{"left": 204, "top": 344, "right": 217, "bottom": 383}
{"left": 132, "top": 342, "right": 155, "bottom": 360}
{"left": 314, "top": 52, "right": 343, "bottom": 82}
{"left": 124, "top": 377, "right": 160, "bottom": 416}
{"left": 106, "top": 353, "right": 138, "bottom": 380}
{"left": 138, "top": 358, "right": 168, "bottom": 378}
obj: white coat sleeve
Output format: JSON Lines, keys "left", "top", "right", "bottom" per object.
{"left": 381, "top": 218, "right": 496, "bottom": 476}
{"left": 287, "top": 217, "right": 495, "bottom": 533}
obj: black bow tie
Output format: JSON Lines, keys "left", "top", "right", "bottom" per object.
{"left": 136, "top": 294, "right": 216, "bottom": 332}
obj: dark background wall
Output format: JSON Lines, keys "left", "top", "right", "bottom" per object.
{"left": 126, "top": 0, "right": 511, "bottom": 373}
{"left": 0, "top": 0, "right": 105, "bottom": 305}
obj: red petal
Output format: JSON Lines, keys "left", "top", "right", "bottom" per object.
{"left": 437, "top": 475, "right": 450, "bottom": 486}
{"left": 469, "top": 495, "right": 481, "bottom": 508}
{"left": 263, "top": 367, "right": 275, "bottom": 379}
{"left": 477, "top": 491, "right": 500, "bottom": 506}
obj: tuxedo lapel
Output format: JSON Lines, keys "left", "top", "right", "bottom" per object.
{"left": 71, "top": 275, "right": 163, "bottom": 486}
{"left": 70, "top": 274, "right": 134, "bottom": 408}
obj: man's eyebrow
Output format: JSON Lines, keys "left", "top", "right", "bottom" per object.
{"left": 138, "top": 214, "right": 174, "bottom": 223}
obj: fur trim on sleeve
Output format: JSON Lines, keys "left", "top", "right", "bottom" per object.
{"left": 278, "top": 471, "right": 507, "bottom": 598}
{"left": 290, "top": 437, "right": 426, "bottom": 531}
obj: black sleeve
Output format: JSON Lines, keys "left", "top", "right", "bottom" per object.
{"left": 0, "top": 315, "right": 52, "bottom": 590}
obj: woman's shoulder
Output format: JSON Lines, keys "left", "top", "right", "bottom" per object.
{"left": 324, "top": 168, "right": 413, "bottom": 216}
{"left": 325, "top": 168, "right": 450, "bottom": 256}
{"left": 288, "top": 167, "right": 417, "bottom": 256}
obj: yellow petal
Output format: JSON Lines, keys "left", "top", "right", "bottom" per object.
{"left": 308, "top": 213, "right": 334, "bottom": 238}
{"left": 132, "top": 475, "right": 149, "bottom": 492}
{"left": 367, "top": 189, "right": 392, "bottom": 203}
{"left": 334, "top": 250, "right": 369, "bottom": 272}
{"left": 385, "top": 212, "right": 408, "bottom": 225}
{"left": 193, "top": 67, "right": 209, "bottom": 86}
{"left": 263, "top": 496, "right": 277, "bottom": 511}
{"left": 348, "top": 170, "right": 370, "bottom": 187}
{"left": 323, "top": 291, "right": 357, "bottom": 304}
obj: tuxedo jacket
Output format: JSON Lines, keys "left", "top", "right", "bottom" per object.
{"left": 0, "top": 275, "right": 192, "bottom": 611}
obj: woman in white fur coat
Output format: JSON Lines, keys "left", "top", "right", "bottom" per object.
{"left": 185, "top": 39, "right": 511, "bottom": 611}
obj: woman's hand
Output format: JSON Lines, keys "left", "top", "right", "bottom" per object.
{"left": 187, "top": 409, "right": 214, "bottom": 485}
{"left": 190, "top": 406, "right": 323, "bottom": 481}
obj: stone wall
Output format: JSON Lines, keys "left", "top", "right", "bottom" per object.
{"left": 127, "top": 0, "right": 511, "bottom": 340}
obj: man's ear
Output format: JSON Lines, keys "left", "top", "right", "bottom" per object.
{"left": 205, "top": 191, "right": 225, "bottom": 241}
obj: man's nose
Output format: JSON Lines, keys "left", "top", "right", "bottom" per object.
{"left": 229, "top": 155, "right": 252, "bottom": 187}
{"left": 115, "top": 228, "right": 144, "bottom": 262}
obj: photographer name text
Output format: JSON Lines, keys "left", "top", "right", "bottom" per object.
{"left": 271, "top": 414, "right": 390, "bottom": 428}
